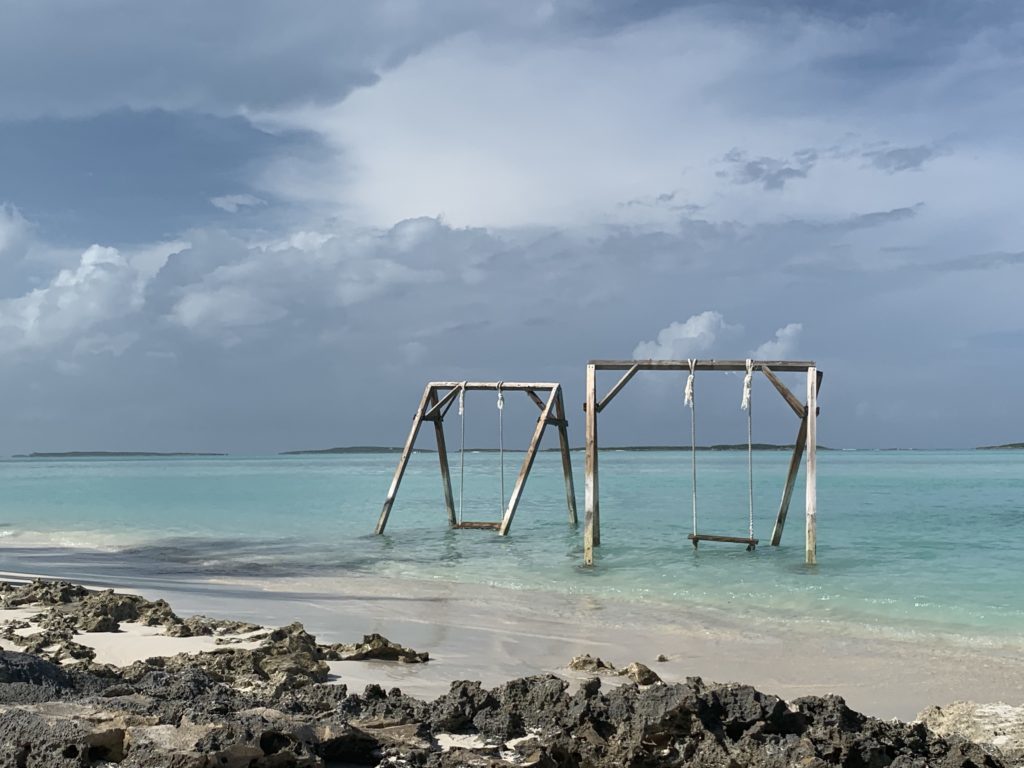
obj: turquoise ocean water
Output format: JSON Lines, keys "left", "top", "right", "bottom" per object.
{"left": 0, "top": 450, "right": 1021, "bottom": 644}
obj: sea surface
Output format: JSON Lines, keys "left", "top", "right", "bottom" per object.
{"left": 0, "top": 450, "right": 1021, "bottom": 645}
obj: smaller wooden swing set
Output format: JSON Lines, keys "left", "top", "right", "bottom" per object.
{"left": 375, "top": 381, "right": 577, "bottom": 536}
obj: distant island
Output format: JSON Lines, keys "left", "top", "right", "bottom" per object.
{"left": 977, "top": 442, "right": 1024, "bottom": 450}
{"left": 280, "top": 446, "right": 432, "bottom": 455}
{"left": 597, "top": 443, "right": 833, "bottom": 452}
{"left": 282, "top": 444, "right": 828, "bottom": 455}
{"left": 12, "top": 451, "right": 227, "bottom": 458}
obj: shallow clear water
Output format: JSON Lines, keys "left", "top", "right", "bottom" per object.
{"left": 0, "top": 450, "right": 1021, "bottom": 643}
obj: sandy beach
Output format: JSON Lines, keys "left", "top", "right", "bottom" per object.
{"left": 4, "top": 567, "right": 1022, "bottom": 723}
{"left": 2, "top": 575, "right": 1023, "bottom": 765}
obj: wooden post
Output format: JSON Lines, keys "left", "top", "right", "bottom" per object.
{"left": 498, "top": 389, "right": 557, "bottom": 535}
{"left": 376, "top": 385, "right": 432, "bottom": 534}
{"left": 771, "top": 370, "right": 822, "bottom": 546}
{"left": 555, "top": 387, "right": 578, "bottom": 525}
{"left": 429, "top": 390, "right": 458, "bottom": 528}
{"left": 805, "top": 366, "right": 818, "bottom": 564}
{"left": 584, "top": 364, "right": 600, "bottom": 565}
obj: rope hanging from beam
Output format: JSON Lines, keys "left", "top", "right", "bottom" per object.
{"left": 741, "top": 359, "right": 754, "bottom": 539}
{"left": 497, "top": 382, "right": 505, "bottom": 517}
{"left": 458, "top": 381, "right": 467, "bottom": 525}
{"left": 686, "top": 359, "right": 697, "bottom": 537}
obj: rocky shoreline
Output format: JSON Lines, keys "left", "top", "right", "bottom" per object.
{"left": 0, "top": 580, "right": 1018, "bottom": 767}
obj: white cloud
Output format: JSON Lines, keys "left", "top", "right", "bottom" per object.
{"left": 633, "top": 311, "right": 741, "bottom": 360}
{"left": 210, "top": 194, "right": 265, "bottom": 213}
{"left": 0, "top": 245, "right": 134, "bottom": 353}
{"left": 752, "top": 323, "right": 803, "bottom": 359}
{"left": 0, "top": 237, "right": 188, "bottom": 355}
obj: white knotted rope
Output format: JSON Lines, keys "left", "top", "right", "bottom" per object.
{"left": 496, "top": 382, "right": 505, "bottom": 516}
{"left": 742, "top": 359, "right": 754, "bottom": 538}
{"left": 687, "top": 359, "right": 697, "bottom": 536}
{"left": 458, "top": 382, "right": 467, "bottom": 524}
{"left": 741, "top": 359, "right": 753, "bottom": 412}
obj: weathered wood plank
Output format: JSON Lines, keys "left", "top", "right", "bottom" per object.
{"left": 452, "top": 521, "right": 502, "bottom": 530}
{"left": 555, "top": 387, "right": 578, "bottom": 526}
{"left": 431, "top": 382, "right": 560, "bottom": 391}
{"left": 805, "top": 366, "right": 818, "bottom": 565}
{"left": 761, "top": 366, "right": 805, "bottom": 418}
{"left": 376, "top": 385, "right": 432, "bottom": 534}
{"left": 498, "top": 387, "right": 557, "bottom": 535}
{"left": 589, "top": 360, "right": 815, "bottom": 373}
{"left": 596, "top": 363, "right": 640, "bottom": 412}
{"left": 688, "top": 533, "right": 759, "bottom": 549}
{"left": 584, "top": 364, "right": 600, "bottom": 565}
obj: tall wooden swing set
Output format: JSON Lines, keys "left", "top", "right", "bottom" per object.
{"left": 375, "top": 360, "right": 822, "bottom": 566}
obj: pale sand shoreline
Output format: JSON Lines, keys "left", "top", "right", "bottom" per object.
{"left": 2, "top": 568, "right": 1022, "bottom": 722}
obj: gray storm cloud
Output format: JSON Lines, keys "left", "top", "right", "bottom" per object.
{"left": 0, "top": 0, "right": 1022, "bottom": 452}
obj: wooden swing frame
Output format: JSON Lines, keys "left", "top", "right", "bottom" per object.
{"left": 583, "top": 360, "right": 823, "bottom": 566}
{"left": 375, "top": 382, "right": 578, "bottom": 536}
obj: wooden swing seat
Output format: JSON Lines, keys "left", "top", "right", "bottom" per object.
{"left": 688, "top": 533, "right": 758, "bottom": 550}
{"left": 452, "top": 521, "right": 502, "bottom": 530}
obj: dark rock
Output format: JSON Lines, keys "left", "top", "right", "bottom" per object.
{"left": 621, "top": 662, "right": 661, "bottom": 685}
{"left": 0, "top": 580, "right": 90, "bottom": 608}
{"left": 120, "top": 621, "right": 329, "bottom": 697}
{"left": 567, "top": 653, "right": 615, "bottom": 673}
{"left": 324, "top": 633, "right": 429, "bottom": 663}
{"left": 429, "top": 681, "right": 497, "bottom": 733}
{"left": 0, "top": 651, "right": 72, "bottom": 689}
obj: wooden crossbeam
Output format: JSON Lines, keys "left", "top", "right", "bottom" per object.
{"left": 453, "top": 521, "right": 501, "bottom": 530}
{"left": 590, "top": 360, "right": 815, "bottom": 373}
{"left": 431, "top": 382, "right": 560, "bottom": 391}
{"left": 596, "top": 363, "right": 639, "bottom": 412}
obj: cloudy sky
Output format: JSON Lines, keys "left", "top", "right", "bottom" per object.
{"left": 1, "top": 0, "right": 1022, "bottom": 453}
